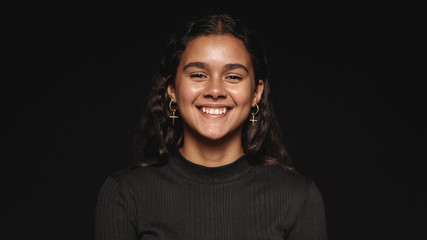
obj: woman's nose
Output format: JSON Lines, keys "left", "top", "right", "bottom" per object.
{"left": 203, "top": 77, "right": 227, "bottom": 99}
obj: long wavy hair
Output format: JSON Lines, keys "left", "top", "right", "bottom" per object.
{"left": 133, "top": 13, "right": 294, "bottom": 170}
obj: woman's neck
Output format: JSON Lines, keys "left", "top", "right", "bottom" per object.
{"left": 179, "top": 132, "right": 244, "bottom": 167}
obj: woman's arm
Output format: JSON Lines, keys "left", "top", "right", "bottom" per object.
{"left": 287, "top": 182, "right": 328, "bottom": 240}
{"left": 95, "top": 176, "right": 138, "bottom": 240}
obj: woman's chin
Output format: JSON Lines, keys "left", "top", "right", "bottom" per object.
{"left": 198, "top": 131, "right": 228, "bottom": 142}
{"left": 195, "top": 127, "right": 241, "bottom": 143}
{"left": 183, "top": 122, "right": 242, "bottom": 143}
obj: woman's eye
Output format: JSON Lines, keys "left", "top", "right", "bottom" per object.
{"left": 190, "top": 73, "right": 206, "bottom": 78}
{"left": 226, "top": 75, "right": 243, "bottom": 81}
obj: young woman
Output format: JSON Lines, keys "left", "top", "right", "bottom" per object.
{"left": 95, "top": 13, "right": 328, "bottom": 240}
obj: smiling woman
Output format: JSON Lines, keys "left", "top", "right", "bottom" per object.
{"left": 95, "top": 13, "right": 328, "bottom": 240}
{"left": 168, "top": 34, "right": 264, "bottom": 167}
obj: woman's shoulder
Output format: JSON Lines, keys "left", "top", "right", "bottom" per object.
{"left": 254, "top": 164, "right": 325, "bottom": 205}
{"left": 257, "top": 164, "right": 318, "bottom": 191}
{"left": 103, "top": 161, "right": 167, "bottom": 186}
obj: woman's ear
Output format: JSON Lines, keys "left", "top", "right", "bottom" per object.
{"left": 167, "top": 84, "right": 176, "bottom": 102}
{"left": 252, "top": 80, "right": 264, "bottom": 106}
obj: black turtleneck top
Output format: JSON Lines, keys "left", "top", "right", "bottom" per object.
{"left": 95, "top": 153, "right": 328, "bottom": 240}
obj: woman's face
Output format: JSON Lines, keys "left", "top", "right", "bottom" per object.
{"left": 168, "top": 34, "right": 264, "bottom": 142}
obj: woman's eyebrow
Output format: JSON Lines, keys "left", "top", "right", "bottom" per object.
{"left": 183, "top": 62, "right": 249, "bottom": 73}
{"left": 224, "top": 63, "right": 249, "bottom": 73}
{"left": 183, "top": 62, "right": 207, "bottom": 70}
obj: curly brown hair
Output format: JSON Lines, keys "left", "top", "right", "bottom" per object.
{"left": 132, "top": 13, "right": 294, "bottom": 170}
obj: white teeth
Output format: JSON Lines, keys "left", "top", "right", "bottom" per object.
{"left": 201, "top": 107, "right": 228, "bottom": 115}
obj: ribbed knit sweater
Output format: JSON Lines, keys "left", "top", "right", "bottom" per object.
{"left": 95, "top": 152, "right": 328, "bottom": 239}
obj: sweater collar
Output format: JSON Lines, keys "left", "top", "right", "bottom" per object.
{"left": 167, "top": 150, "right": 255, "bottom": 184}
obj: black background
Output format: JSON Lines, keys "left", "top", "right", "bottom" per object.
{"left": 5, "top": 0, "right": 426, "bottom": 239}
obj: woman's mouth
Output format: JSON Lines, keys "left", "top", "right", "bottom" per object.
{"left": 199, "top": 107, "right": 230, "bottom": 115}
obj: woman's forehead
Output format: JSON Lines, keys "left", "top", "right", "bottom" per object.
{"left": 179, "top": 35, "right": 253, "bottom": 70}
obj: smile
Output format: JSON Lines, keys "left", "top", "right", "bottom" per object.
{"left": 199, "top": 107, "right": 230, "bottom": 115}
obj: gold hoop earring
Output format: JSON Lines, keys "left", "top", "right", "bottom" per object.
{"left": 249, "top": 103, "right": 259, "bottom": 125}
{"left": 169, "top": 99, "right": 179, "bottom": 126}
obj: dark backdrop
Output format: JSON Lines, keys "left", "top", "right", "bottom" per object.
{"left": 5, "top": 1, "right": 426, "bottom": 239}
